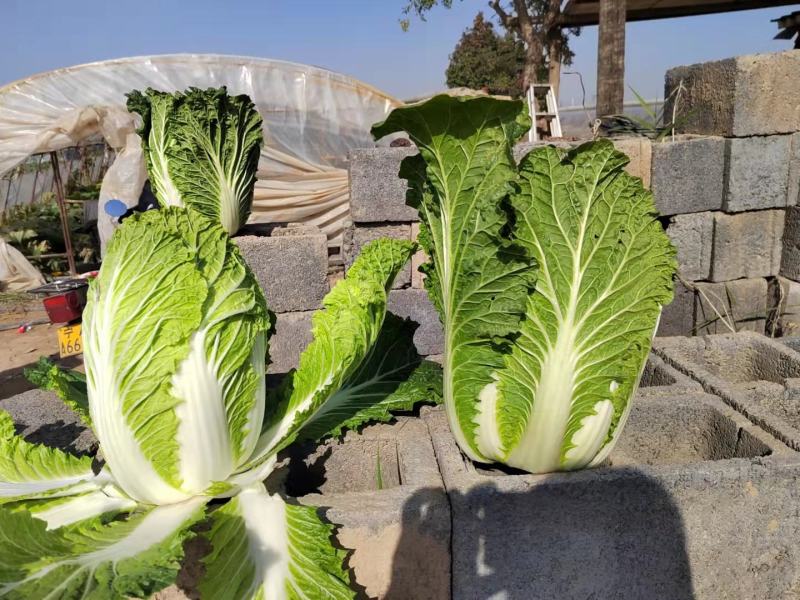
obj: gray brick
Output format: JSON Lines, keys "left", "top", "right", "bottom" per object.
{"left": 236, "top": 227, "right": 329, "bottom": 312}
{"left": 267, "top": 311, "right": 314, "bottom": 374}
{"left": 342, "top": 224, "right": 411, "bottom": 288}
{"left": 667, "top": 212, "right": 713, "bottom": 280}
{"left": 349, "top": 147, "right": 419, "bottom": 222}
{"left": 781, "top": 206, "right": 800, "bottom": 280}
{"left": 651, "top": 136, "right": 725, "bottom": 216}
{"left": 724, "top": 135, "right": 792, "bottom": 212}
{"left": 656, "top": 279, "right": 694, "bottom": 337}
{"left": 388, "top": 289, "right": 443, "bottom": 356}
{"left": 694, "top": 278, "right": 768, "bottom": 335}
{"left": 665, "top": 51, "right": 800, "bottom": 137}
{"left": 710, "top": 210, "right": 784, "bottom": 282}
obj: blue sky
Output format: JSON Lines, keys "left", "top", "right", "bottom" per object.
{"left": 2, "top": 0, "right": 798, "bottom": 105}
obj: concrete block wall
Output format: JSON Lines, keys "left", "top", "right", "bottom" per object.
{"left": 660, "top": 50, "right": 800, "bottom": 337}
{"left": 235, "top": 224, "right": 330, "bottom": 373}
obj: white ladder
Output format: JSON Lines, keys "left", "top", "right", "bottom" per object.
{"left": 527, "top": 84, "right": 562, "bottom": 142}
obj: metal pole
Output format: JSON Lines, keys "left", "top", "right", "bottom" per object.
{"left": 49, "top": 151, "right": 77, "bottom": 276}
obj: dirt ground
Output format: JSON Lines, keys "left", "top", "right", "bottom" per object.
{"left": 0, "top": 295, "right": 81, "bottom": 400}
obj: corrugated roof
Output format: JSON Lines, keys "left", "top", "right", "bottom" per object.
{"left": 561, "top": 0, "right": 800, "bottom": 26}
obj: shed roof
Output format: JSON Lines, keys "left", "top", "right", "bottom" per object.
{"left": 561, "top": 0, "right": 800, "bottom": 26}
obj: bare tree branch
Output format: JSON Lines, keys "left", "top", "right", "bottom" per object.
{"left": 488, "top": 0, "right": 517, "bottom": 32}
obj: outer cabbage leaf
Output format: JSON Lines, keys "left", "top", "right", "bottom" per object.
{"left": 83, "top": 208, "right": 270, "bottom": 504}
{"left": 24, "top": 358, "right": 91, "bottom": 427}
{"left": 127, "top": 86, "right": 263, "bottom": 234}
{"left": 200, "top": 484, "right": 353, "bottom": 600}
{"left": 126, "top": 89, "right": 183, "bottom": 206}
{"left": 372, "top": 95, "right": 535, "bottom": 461}
{"left": 10, "top": 489, "right": 137, "bottom": 531}
{"left": 245, "top": 239, "right": 415, "bottom": 469}
{"left": 296, "top": 313, "right": 443, "bottom": 442}
{"left": 0, "top": 497, "right": 205, "bottom": 599}
{"left": 482, "top": 141, "right": 675, "bottom": 472}
{"left": 0, "top": 411, "right": 97, "bottom": 505}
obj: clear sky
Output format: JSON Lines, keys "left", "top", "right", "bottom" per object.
{"left": 2, "top": 0, "right": 798, "bottom": 106}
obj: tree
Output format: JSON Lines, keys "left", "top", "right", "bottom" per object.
{"left": 401, "top": 0, "right": 579, "bottom": 97}
{"left": 446, "top": 13, "right": 526, "bottom": 97}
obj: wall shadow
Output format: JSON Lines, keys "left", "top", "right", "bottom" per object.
{"left": 387, "top": 468, "right": 695, "bottom": 600}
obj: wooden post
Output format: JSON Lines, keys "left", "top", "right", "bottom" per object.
{"left": 49, "top": 152, "right": 77, "bottom": 276}
{"left": 596, "top": 0, "right": 626, "bottom": 117}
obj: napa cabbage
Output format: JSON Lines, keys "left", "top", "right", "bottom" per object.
{"left": 373, "top": 95, "right": 676, "bottom": 473}
{"left": 127, "top": 87, "right": 263, "bottom": 235}
{"left": 1, "top": 207, "right": 440, "bottom": 599}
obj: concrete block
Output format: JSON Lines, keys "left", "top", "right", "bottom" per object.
{"left": 235, "top": 226, "right": 329, "bottom": 312}
{"left": 611, "top": 136, "right": 652, "bottom": 188}
{"left": 694, "top": 278, "right": 768, "bottom": 335}
{"left": 410, "top": 222, "right": 427, "bottom": 289}
{"left": 665, "top": 50, "right": 800, "bottom": 137}
{"left": 655, "top": 332, "right": 800, "bottom": 455}
{"left": 267, "top": 311, "right": 314, "bottom": 374}
{"left": 650, "top": 136, "right": 725, "bottom": 216}
{"left": 667, "top": 211, "right": 713, "bottom": 280}
{"left": 724, "top": 135, "right": 792, "bottom": 212}
{"left": 711, "top": 210, "right": 784, "bottom": 282}
{"left": 349, "top": 147, "right": 419, "bottom": 223}
{"left": 781, "top": 206, "right": 800, "bottom": 280}
{"left": 423, "top": 395, "right": 800, "bottom": 600}
{"left": 770, "top": 276, "right": 800, "bottom": 337}
{"left": 388, "top": 289, "right": 443, "bottom": 356}
{"left": 342, "top": 224, "right": 411, "bottom": 288}
{"left": 789, "top": 132, "right": 800, "bottom": 207}
{"left": 0, "top": 389, "right": 96, "bottom": 455}
{"left": 294, "top": 418, "right": 450, "bottom": 600}
{"left": 638, "top": 353, "right": 702, "bottom": 397}
{"left": 656, "top": 279, "right": 694, "bottom": 337}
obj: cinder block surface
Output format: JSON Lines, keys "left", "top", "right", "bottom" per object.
{"left": 0, "top": 389, "right": 95, "bottom": 455}
{"left": 694, "top": 278, "right": 768, "bottom": 335}
{"left": 423, "top": 397, "right": 800, "bottom": 600}
{"left": 771, "top": 276, "right": 800, "bottom": 337}
{"left": 388, "top": 289, "right": 443, "bottom": 356}
{"left": 711, "top": 210, "right": 784, "bottom": 282}
{"left": 667, "top": 212, "right": 713, "bottom": 280}
{"left": 655, "top": 331, "right": 800, "bottom": 452}
{"left": 650, "top": 136, "right": 725, "bottom": 216}
{"left": 665, "top": 50, "right": 800, "bottom": 137}
{"left": 781, "top": 206, "right": 800, "bottom": 280}
{"left": 724, "top": 135, "right": 792, "bottom": 212}
{"left": 342, "top": 224, "right": 411, "bottom": 288}
{"left": 638, "top": 353, "right": 702, "bottom": 397}
{"left": 268, "top": 311, "right": 314, "bottom": 374}
{"left": 294, "top": 418, "right": 450, "bottom": 600}
{"left": 656, "top": 279, "right": 695, "bottom": 337}
{"left": 611, "top": 136, "right": 652, "bottom": 187}
{"left": 349, "top": 147, "right": 419, "bottom": 223}
{"left": 235, "top": 227, "right": 329, "bottom": 313}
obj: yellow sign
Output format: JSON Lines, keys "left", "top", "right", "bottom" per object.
{"left": 57, "top": 324, "right": 83, "bottom": 358}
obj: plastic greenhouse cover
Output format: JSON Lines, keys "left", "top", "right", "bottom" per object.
{"left": 0, "top": 54, "right": 402, "bottom": 247}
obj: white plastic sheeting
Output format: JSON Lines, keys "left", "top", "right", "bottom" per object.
{"left": 0, "top": 55, "right": 401, "bottom": 247}
{"left": 0, "top": 237, "right": 45, "bottom": 291}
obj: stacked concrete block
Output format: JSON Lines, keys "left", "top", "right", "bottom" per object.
{"left": 654, "top": 50, "right": 800, "bottom": 338}
{"left": 664, "top": 50, "right": 800, "bottom": 137}
{"left": 346, "top": 148, "right": 443, "bottom": 358}
{"left": 236, "top": 224, "right": 329, "bottom": 373}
